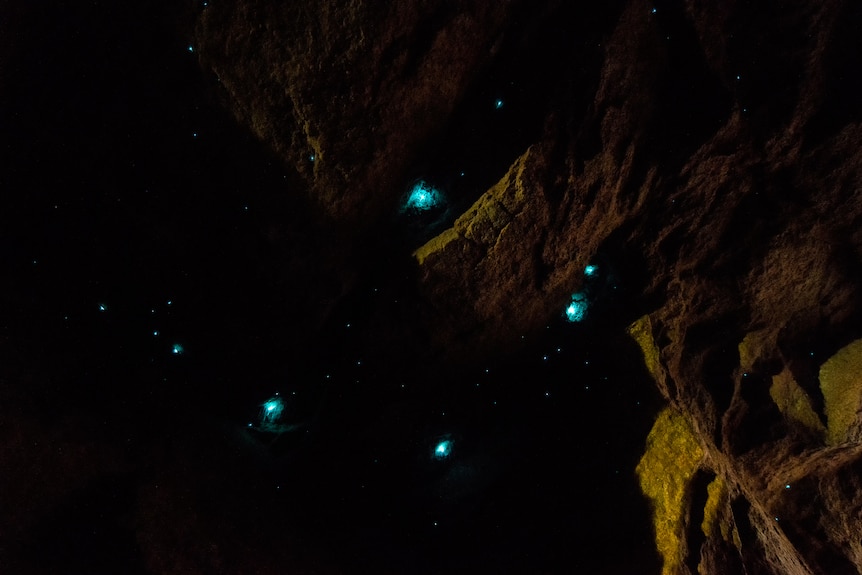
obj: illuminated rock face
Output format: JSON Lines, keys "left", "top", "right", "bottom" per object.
{"left": 195, "top": 0, "right": 862, "bottom": 573}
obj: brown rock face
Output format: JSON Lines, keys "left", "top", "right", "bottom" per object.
{"left": 197, "top": 0, "right": 862, "bottom": 573}
{"left": 196, "top": 1, "right": 520, "bottom": 226}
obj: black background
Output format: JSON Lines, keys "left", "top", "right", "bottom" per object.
{"left": 2, "top": 2, "right": 664, "bottom": 573}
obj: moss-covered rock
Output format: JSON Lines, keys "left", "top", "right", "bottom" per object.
{"left": 820, "top": 338, "right": 862, "bottom": 445}
{"left": 636, "top": 408, "right": 704, "bottom": 575}
{"left": 769, "top": 368, "right": 825, "bottom": 437}
{"left": 628, "top": 315, "right": 662, "bottom": 383}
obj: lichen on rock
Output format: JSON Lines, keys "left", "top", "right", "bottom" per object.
{"left": 636, "top": 408, "right": 705, "bottom": 575}
{"left": 819, "top": 338, "right": 862, "bottom": 445}
{"left": 414, "top": 146, "right": 533, "bottom": 265}
{"left": 769, "top": 368, "right": 825, "bottom": 437}
{"left": 628, "top": 315, "right": 662, "bottom": 384}
{"left": 701, "top": 476, "right": 736, "bottom": 546}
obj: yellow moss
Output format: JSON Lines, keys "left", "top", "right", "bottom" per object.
{"left": 628, "top": 315, "right": 662, "bottom": 382}
{"left": 413, "top": 228, "right": 459, "bottom": 265}
{"left": 413, "top": 148, "right": 533, "bottom": 266}
{"left": 731, "top": 524, "right": 742, "bottom": 552}
{"left": 701, "top": 476, "right": 728, "bottom": 540}
{"left": 769, "top": 368, "right": 825, "bottom": 435}
{"left": 701, "top": 476, "right": 743, "bottom": 554}
{"left": 636, "top": 408, "right": 705, "bottom": 575}
{"left": 819, "top": 338, "right": 862, "bottom": 445}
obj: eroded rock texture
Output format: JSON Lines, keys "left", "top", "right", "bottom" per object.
{"left": 196, "top": 0, "right": 862, "bottom": 573}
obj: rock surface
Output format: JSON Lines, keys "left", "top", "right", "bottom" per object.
{"left": 195, "top": 0, "right": 862, "bottom": 573}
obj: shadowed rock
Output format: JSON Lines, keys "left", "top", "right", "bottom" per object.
{"left": 192, "top": 0, "right": 862, "bottom": 572}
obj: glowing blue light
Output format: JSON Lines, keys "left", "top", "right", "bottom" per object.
{"left": 584, "top": 264, "right": 597, "bottom": 277}
{"left": 565, "top": 292, "right": 589, "bottom": 322}
{"left": 403, "top": 180, "right": 444, "bottom": 213}
{"left": 187, "top": 45, "right": 194, "bottom": 53}
{"left": 153, "top": 330, "right": 159, "bottom": 336}
{"left": 260, "top": 395, "right": 285, "bottom": 425}
{"left": 434, "top": 440, "right": 453, "bottom": 460}
{"left": 98, "top": 303, "right": 107, "bottom": 312}
{"left": 172, "top": 343, "right": 184, "bottom": 355}
{"left": 495, "top": 99, "right": 504, "bottom": 110}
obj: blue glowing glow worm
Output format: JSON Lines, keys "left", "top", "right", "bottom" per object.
{"left": 434, "top": 439, "right": 453, "bottom": 459}
{"left": 260, "top": 395, "right": 285, "bottom": 424}
{"left": 403, "top": 180, "right": 444, "bottom": 212}
{"left": 565, "top": 293, "right": 589, "bottom": 322}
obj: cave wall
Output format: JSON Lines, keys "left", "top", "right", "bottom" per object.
{"left": 195, "top": 0, "right": 862, "bottom": 573}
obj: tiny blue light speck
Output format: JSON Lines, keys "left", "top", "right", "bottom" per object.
{"left": 584, "top": 264, "right": 598, "bottom": 277}
{"left": 172, "top": 343, "right": 184, "bottom": 355}
{"left": 188, "top": 45, "right": 194, "bottom": 53}
{"left": 495, "top": 99, "right": 504, "bottom": 110}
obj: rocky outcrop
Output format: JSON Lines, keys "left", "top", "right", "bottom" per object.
{"left": 195, "top": 0, "right": 862, "bottom": 573}
{"left": 196, "top": 1, "right": 521, "bottom": 227}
